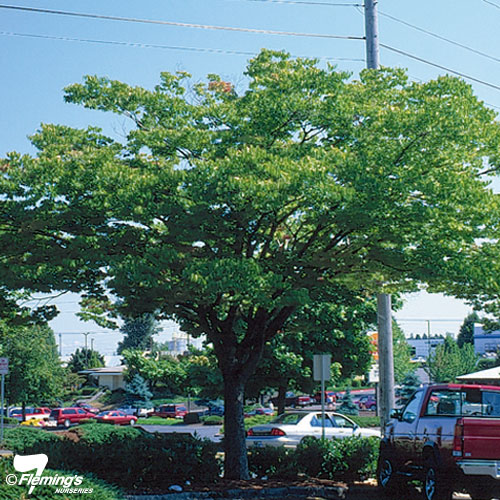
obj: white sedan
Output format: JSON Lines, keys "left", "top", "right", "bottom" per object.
{"left": 246, "top": 411, "right": 380, "bottom": 448}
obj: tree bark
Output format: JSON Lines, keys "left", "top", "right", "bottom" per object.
{"left": 223, "top": 376, "right": 249, "bottom": 480}
{"left": 277, "top": 383, "right": 287, "bottom": 416}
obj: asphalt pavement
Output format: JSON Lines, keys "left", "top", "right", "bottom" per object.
{"left": 139, "top": 423, "right": 222, "bottom": 442}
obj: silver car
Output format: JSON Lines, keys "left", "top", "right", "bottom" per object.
{"left": 246, "top": 411, "right": 380, "bottom": 448}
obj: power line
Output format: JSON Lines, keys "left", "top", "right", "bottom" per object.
{"left": 381, "top": 43, "right": 500, "bottom": 92}
{"left": 0, "top": 4, "right": 364, "bottom": 40}
{"left": 379, "top": 10, "right": 500, "bottom": 65}
{"left": 0, "top": 31, "right": 364, "bottom": 62}
{"left": 482, "top": 0, "right": 500, "bottom": 10}
{"left": 225, "top": 0, "right": 361, "bottom": 6}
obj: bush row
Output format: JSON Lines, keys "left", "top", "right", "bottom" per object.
{"left": 248, "top": 435, "right": 380, "bottom": 482}
{"left": 4, "top": 424, "right": 221, "bottom": 492}
{"left": 0, "top": 458, "right": 124, "bottom": 499}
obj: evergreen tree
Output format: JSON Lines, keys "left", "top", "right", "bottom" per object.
{"left": 457, "top": 312, "right": 479, "bottom": 348}
{"left": 398, "top": 372, "right": 421, "bottom": 406}
{"left": 124, "top": 374, "right": 153, "bottom": 409}
{"left": 117, "top": 314, "right": 159, "bottom": 354}
{"left": 337, "top": 388, "right": 359, "bottom": 416}
{"left": 67, "top": 348, "right": 105, "bottom": 372}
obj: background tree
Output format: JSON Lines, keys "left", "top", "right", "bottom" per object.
{"left": 457, "top": 312, "right": 480, "bottom": 348}
{"left": 247, "top": 285, "right": 377, "bottom": 414}
{"left": 182, "top": 348, "right": 224, "bottom": 400}
{"left": 124, "top": 373, "right": 153, "bottom": 410}
{"left": 3, "top": 51, "right": 500, "bottom": 479}
{"left": 67, "top": 347, "right": 105, "bottom": 373}
{"left": 337, "top": 388, "right": 359, "bottom": 416}
{"left": 117, "top": 313, "right": 160, "bottom": 354}
{"left": 425, "top": 337, "right": 478, "bottom": 382}
{"left": 0, "top": 322, "right": 64, "bottom": 412}
{"left": 398, "top": 372, "right": 421, "bottom": 406}
{"left": 393, "top": 320, "right": 415, "bottom": 384}
{"left": 122, "top": 349, "right": 187, "bottom": 393}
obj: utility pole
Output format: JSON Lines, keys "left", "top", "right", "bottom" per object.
{"left": 82, "top": 332, "right": 91, "bottom": 368}
{"left": 59, "top": 333, "right": 62, "bottom": 357}
{"left": 364, "top": 0, "right": 395, "bottom": 431}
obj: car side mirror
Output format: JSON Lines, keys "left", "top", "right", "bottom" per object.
{"left": 390, "top": 409, "right": 402, "bottom": 420}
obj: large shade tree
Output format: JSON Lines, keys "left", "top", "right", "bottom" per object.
{"left": 2, "top": 51, "right": 500, "bottom": 478}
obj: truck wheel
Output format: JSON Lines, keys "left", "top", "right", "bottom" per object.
{"left": 377, "top": 453, "right": 401, "bottom": 497}
{"left": 63, "top": 419, "right": 71, "bottom": 429}
{"left": 423, "top": 459, "right": 452, "bottom": 500}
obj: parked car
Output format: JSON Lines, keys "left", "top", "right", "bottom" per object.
{"left": 244, "top": 407, "right": 274, "bottom": 417}
{"left": 10, "top": 407, "right": 51, "bottom": 422}
{"left": 270, "top": 392, "right": 314, "bottom": 408}
{"left": 313, "top": 391, "right": 337, "bottom": 404}
{"left": 75, "top": 402, "right": 99, "bottom": 414}
{"left": 246, "top": 411, "right": 380, "bottom": 448}
{"left": 201, "top": 400, "right": 225, "bottom": 416}
{"left": 150, "top": 404, "right": 188, "bottom": 419}
{"left": 356, "top": 395, "right": 377, "bottom": 411}
{"left": 93, "top": 410, "right": 137, "bottom": 426}
{"left": 116, "top": 405, "right": 153, "bottom": 417}
{"left": 47, "top": 407, "right": 94, "bottom": 428}
{"left": 378, "top": 383, "right": 500, "bottom": 500}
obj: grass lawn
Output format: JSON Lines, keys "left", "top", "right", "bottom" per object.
{"left": 136, "top": 417, "right": 184, "bottom": 426}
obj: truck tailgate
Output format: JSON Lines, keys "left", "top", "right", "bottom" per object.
{"left": 462, "top": 418, "right": 500, "bottom": 460}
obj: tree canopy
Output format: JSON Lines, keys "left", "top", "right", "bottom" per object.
{"left": 457, "top": 311, "right": 479, "bottom": 348}
{"left": 0, "top": 322, "right": 64, "bottom": 407}
{"left": 2, "top": 50, "right": 500, "bottom": 478}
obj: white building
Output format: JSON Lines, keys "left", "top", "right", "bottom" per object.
{"left": 407, "top": 337, "right": 445, "bottom": 359}
{"left": 474, "top": 325, "right": 500, "bottom": 355}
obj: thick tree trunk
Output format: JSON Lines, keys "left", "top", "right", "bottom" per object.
{"left": 277, "top": 383, "right": 287, "bottom": 416}
{"left": 223, "top": 377, "right": 249, "bottom": 480}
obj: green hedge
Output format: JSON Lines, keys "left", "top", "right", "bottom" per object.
{"left": 4, "top": 424, "right": 221, "bottom": 492}
{"left": 0, "top": 459, "right": 124, "bottom": 499}
{"left": 248, "top": 435, "right": 380, "bottom": 481}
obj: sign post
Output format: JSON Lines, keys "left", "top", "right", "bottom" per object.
{"left": 0, "top": 358, "right": 8, "bottom": 444}
{"left": 313, "top": 354, "right": 331, "bottom": 440}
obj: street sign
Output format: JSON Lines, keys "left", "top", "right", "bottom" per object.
{"left": 0, "top": 358, "right": 8, "bottom": 375}
{"left": 313, "top": 354, "right": 331, "bottom": 381}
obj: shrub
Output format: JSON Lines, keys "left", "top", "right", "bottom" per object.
{"left": 295, "top": 436, "right": 343, "bottom": 478}
{"left": 0, "top": 458, "right": 124, "bottom": 499}
{"left": 5, "top": 423, "right": 221, "bottom": 491}
{"left": 203, "top": 415, "right": 223, "bottom": 425}
{"left": 248, "top": 446, "right": 295, "bottom": 479}
{"left": 3, "top": 427, "right": 61, "bottom": 453}
{"left": 333, "top": 435, "right": 380, "bottom": 481}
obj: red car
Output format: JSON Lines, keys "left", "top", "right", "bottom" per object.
{"left": 150, "top": 404, "right": 188, "bottom": 419}
{"left": 313, "top": 391, "right": 337, "bottom": 404}
{"left": 93, "top": 410, "right": 137, "bottom": 426}
{"left": 48, "top": 407, "right": 94, "bottom": 428}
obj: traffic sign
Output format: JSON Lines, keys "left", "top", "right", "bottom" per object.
{"left": 313, "top": 354, "right": 331, "bottom": 381}
{"left": 0, "top": 358, "right": 8, "bottom": 375}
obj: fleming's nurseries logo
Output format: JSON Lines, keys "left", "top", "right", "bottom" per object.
{"left": 4, "top": 454, "right": 92, "bottom": 495}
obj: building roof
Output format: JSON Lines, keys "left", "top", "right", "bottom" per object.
{"left": 78, "top": 365, "right": 126, "bottom": 376}
{"left": 457, "top": 366, "right": 500, "bottom": 381}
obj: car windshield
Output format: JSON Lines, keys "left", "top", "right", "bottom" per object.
{"left": 271, "top": 413, "right": 307, "bottom": 425}
{"left": 97, "top": 412, "right": 110, "bottom": 417}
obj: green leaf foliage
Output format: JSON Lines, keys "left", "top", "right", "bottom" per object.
{"left": 0, "top": 323, "right": 64, "bottom": 405}
{"left": 424, "top": 336, "right": 478, "bottom": 382}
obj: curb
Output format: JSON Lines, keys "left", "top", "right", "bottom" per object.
{"left": 126, "top": 484, "right": 347, "bottom": 499}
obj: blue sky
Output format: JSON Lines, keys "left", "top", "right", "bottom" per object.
{"left": 2, "top": 0, "right": 498, "bottom": 353}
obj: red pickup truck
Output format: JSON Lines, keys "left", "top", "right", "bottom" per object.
{"left": 377, "top": 383, "right": 500, "bottom": 500}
